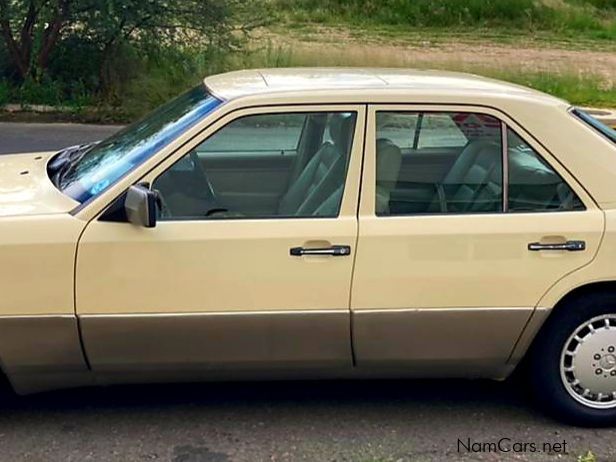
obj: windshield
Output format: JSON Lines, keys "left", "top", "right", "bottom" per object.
{"left": 56, "top": 85, "right": 222, "bottom": 203}
{"left": 572, "top": 108, "right": 616, "bottom": 146}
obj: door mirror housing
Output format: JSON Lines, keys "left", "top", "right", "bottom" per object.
{"left": 124, "top": 184, "right": 157, "bottom": 228}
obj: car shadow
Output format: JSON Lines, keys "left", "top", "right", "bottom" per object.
{"left": 0, "top": 374, "right": 542, "bottom": 417}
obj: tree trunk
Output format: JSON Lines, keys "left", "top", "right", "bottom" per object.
{"left": 37, "top": 0, "right": 70, "bottom": 71}
{"left": 0, "top": 0, "right": 33, "bottom": 80}
{"left": 0, "top": 0, "right": 70, "bottom": 82}
{"left": 99, "top": 41, "right": 115, "bottom": 96}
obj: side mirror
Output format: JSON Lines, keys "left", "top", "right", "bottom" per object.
{"left": 124, "top": 184, "right": 157, "bottom": 228}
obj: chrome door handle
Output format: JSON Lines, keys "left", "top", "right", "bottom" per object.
{"left": 290, "top": 245, "right": 351, "bottom": 257}
{"left": 528, "top": 240, "right": 586, "bottom": 252}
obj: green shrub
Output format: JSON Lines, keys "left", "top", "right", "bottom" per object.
{"left": 0, "top": 80, "right": 10, "bottom": 106}
{"left": 19, "top": 78, "right": 63, "bottom": 106}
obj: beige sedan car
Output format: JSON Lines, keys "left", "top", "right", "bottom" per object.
{"left": 2, "top": 68, "right": 616, "bottom": 425}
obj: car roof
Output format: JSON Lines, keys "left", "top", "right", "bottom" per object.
{"left": 203, "top": 68, "right": 563, "bottom": 104}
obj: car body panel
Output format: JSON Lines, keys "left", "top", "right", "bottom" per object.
{"left": 537, "top": 208, "right": 616, "bottom": 309}
{"left": 204, "top": 68, "right": 554, "bottom": 101}
{"left": 350, "top": 103, "right": 605, "bottom": 366}
{"left": 75, "top": 104, "right": 365, "bottom": 376}
{"left": 0, "top": 152, "right": 79, "bottom": 217}
{"left": 80, "top": 311, "right": 351, "bottom": 375}
{"left": 0, "top": 214, "right": 85, "bottom": 316}
{"left": 0, "top": 69, "right": 614, "bottom": 393}
{"left": 0, "top": 315, "right": 92, "bottom": 394}
{"left": 0, "top": 214, "right": 89, "bottom": 393}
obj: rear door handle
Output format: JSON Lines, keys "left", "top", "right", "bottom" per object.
{"left": 290, "top": 245, "right": 351, "bottom": 257}
{"left": 528, "top": 240, "right": 586, "bottom": 252}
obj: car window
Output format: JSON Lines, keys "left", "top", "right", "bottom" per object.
{"left": 57, "top": 85, "right": 221, "bottom": 204}
{"left": 507, "top": 129, "right": 585, "bottom": 212}
{"left": 376, "top": 113, "right": 419, "bottom": 149}
{"left": 417, "top": 113, "right": 468, "bottom": 148}
{"left": 153, "top": 111, "right": 357, "bottom": 220}
{"left": 199, "top": 114, "right": 306, "bottom": 156}
{"left": 376, "top": 111, "right": 502, "bottom": 216}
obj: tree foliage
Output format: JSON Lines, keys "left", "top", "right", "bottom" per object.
{"left": 0, "top": 0, "right": 262, "bottom": 86}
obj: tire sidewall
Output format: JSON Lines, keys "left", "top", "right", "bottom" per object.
{"left": 531, "top": 292, "right": 616, "bottom": 426}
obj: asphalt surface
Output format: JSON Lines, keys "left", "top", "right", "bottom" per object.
{"left": 0, "top": 122, "right": 615, "bottom": 462}
{"left": 0, "top": 122, "right": 122, "bottom": 154}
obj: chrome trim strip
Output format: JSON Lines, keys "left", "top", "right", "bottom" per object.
{"left": 0, "top": 314, "right": 75, "bottom": 319}
{"left": 355, "top": 307, "right": 531, "bottom": 314}
{"left": 80, "top": 309, "right": 349, "bottom": 318}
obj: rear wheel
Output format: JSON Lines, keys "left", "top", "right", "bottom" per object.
{"left": 530, "top": 292, "right": 616, "bottom": 426}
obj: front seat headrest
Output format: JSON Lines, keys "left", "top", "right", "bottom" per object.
{"left": 328, "top": 113, "right": 355, "bottom": 153}
{"left": 376, "top": 138, "right": 402, "bottom": 187}
{"left": 375, "top": 138, "right": 402, "bottom": 215}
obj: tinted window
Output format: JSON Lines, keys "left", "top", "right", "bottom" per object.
{"left": 376, "top": 111, "right": 502, "bottom": 215}
{"left": 417, "top": 113, "right": 468, "bottom": 148}
{"left": 376, "top": 113, "right": 419, "bottom": 149}
{"left": 508, "top": 129, "right": 584, "bottom": 212}
{"left": 154, "top": 112, "right": 357, "bottom": 220}
{"left": 201, "top": 114, "right": 306, "bottom": 155}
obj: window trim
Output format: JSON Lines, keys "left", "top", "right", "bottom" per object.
{"left": 369, "top": 106, "right": 589, "bottom": 218}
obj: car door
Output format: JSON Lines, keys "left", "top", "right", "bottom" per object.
{"left": 75, "top": 105, "right": 365, "bottom": 382}
{"left": 351, "top": 105, "right": 605, "bottom": 377}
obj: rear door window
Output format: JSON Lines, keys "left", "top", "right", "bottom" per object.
{"left": 375, "top": 110, "right": 585, "bottom": 216}
{"left": 376, "top": 111, "right": 502, "bottom": 215}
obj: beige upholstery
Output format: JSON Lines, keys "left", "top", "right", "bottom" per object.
{"left": 278, "top": 114, "right": 355, "bottom": 216}
{"left": 430, "top": 139, "right": 502, "bottom": 213}
{"left": 375, "top": 138, "right": 403, "bottom": 215}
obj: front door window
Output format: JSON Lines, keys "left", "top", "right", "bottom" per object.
{"left": 153, "top": 111, "right": 357, "bottom": 220}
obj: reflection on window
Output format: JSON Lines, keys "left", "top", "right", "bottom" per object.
{"left": 200, "top": 114, "right": 307, "bottom": 155}
{"left": 59, "top": 85, "right": 221, "bottom": 203}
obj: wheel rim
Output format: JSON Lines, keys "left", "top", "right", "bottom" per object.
{"left": 560, "top": 314, "right": 616, "bottom": 409}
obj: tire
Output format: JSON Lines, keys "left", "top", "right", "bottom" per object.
{"left": 530, "top": 291, "right": 616, "bottom": 426}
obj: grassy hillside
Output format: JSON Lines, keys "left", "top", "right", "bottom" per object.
{"left": 2, "top": 0, "right": 615, "bottom": 122}
{"left": 276, "top": 0, "right": 616, "bottom": 40}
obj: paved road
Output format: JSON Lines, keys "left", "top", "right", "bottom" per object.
{"left": 0, "top": 122, "right": 121, "bottom": 154}
{"left": 0, "top": 123, "right": 615, "bottom": 462}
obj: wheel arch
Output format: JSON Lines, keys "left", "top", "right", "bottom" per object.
{"left": 549, "top": 281, "right": 616, "bottom": 313}
{"left": 511, "top": 280, "right": 616, "bottom": 369}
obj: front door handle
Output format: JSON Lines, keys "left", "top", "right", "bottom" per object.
{"left": 528, "top": 240, "right": 586, "bottom": 252}
{"left": 290, "top": 245, "right": 351, "bottom": 257}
